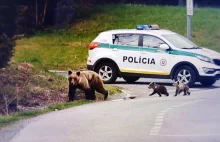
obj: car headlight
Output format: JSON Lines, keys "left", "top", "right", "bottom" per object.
{"left": 196, "top": 55, "right": 212, "bottom": 63}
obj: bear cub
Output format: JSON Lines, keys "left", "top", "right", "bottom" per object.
{"left": 68, "top": 70, "right": 108, "bottom": 101}
{"left": 148, "top": 82, "right": 169, "bottom": 97}
{"left": 173, "top": 81, "right": 190, "bottom": 96}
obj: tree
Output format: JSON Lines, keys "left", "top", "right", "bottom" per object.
{"left": 0, "top": 0, "right": 16, "bottom": 68}
{"left": 0, "top": 35, "right": 15, "bottom": 68}
{"left": 0, "top": 0, "right": 16, "bottom": 37}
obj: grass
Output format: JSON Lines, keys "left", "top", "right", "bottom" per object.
{"left": 0, "top": 86, "right": 121, "bottom": 128}
{"left": 0, "top": 64, "right": 122, "bottom": 128}
{"left": 0, "top": 100, "right": 93, "bottom": 128}
{"left": 105, "top": 85, "right": 122, "bottom": 95}
{"left": 14, "top": 4, "right": 220, "bottom": 70}
{"left": 0, "top": 84, "right": 121, "bottom": 128}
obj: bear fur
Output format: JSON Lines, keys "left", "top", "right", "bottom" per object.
{"left": 68, "top": 70, "right": 108, "bottom": 101}
{"left": 173, "top": 81, "right": 190, "bottom": 96}
{"left": 148, "top": 82, "right": 169, "bottom": 97}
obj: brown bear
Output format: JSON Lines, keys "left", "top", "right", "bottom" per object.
{"left": 68, "top": 70, "right": 108, "bottom": 101}
{"left": 173, "top": 81, "right": 190, "bottom": 96}
{"left": 148, "top": 82, "right": 169, "bottom": 97}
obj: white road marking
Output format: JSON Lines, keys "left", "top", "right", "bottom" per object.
{"left": 156, "top": 116, "right": 164, "bottom": 119}
{"left": 150, "top": 129, "right": 160, "bottom": 133}
{"left": 154, "top": 122, "right": 163, "bottom": 126}
{"left": 152, "top": 126, "right": 162, "bottom": 130}
{"left": 156, "top": 119, "right": 163, "bottom": 123}
{"left": 161, "top": 110, "right": 168, "bottom": 113}
{"left": 150, "top": 111, "right": 168, "bottom": 136}
{"left": 149, "top": 99, "right": 204, "bottom": 136}
{"left": 157, "top": 112, "right": 166, "bottom": 116}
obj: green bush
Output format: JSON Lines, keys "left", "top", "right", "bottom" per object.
{"left": 0, "top": 35, "right": 14, "bottom": 68}
{"left": 0, "top": 0, "right": 16, "bottom": 68}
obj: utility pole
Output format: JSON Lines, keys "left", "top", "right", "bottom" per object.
{"left": 186, "top": 0, "right": 193, "bottom": 41}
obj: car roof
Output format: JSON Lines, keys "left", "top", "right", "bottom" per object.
{"left": 100, "top": 29, "right": 176, "bottom": 36}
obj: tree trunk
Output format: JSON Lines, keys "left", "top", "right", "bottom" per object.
{"left": 36, "top": 0, "right": 38, "bottom": 26}
{"left": 5, "top": 101, "right": 8, "bottom": 115}
{"left": 42, "top": 0, "right": 48, "bottom": 24}
{"left": 16, "top": 84, "right": 19, "bottom": 112}
{"left": 3, "top": 94, "right": 9, "bottom": 115}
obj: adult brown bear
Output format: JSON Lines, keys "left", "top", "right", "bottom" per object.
{"left": 68, "top": 70, "right": 108, "bottom": 101}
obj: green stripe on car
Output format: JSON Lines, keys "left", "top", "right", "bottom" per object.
{"left": 169, "top": 50, "right": 196, "bottom": 57}
{"left": 98, "top": 43, "right": 204, "bottom": 57}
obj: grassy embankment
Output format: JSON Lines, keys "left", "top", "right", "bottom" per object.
{"left": 2, "top": 4, "right": 220, "bottom": 128}
{"left": 14, "top": 4, "right": 220, "bottom": 70}
{"left": 0, "top": 76, "right": 121, "bottom": 129}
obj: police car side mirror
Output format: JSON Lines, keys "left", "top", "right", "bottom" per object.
{"left": 159, "top": 44, "right": 170, "bottom": 50}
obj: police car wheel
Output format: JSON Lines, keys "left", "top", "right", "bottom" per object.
{"left": 200, "top": 78, "right": 216, "bottom": 86}
{"left": 123, "top": 76, "right": 140, "bottom": 83}
{"left": 95, "top": 62, "right": 117, "bottom": 84}
{"left": 174, "top": 66, "right": 196, "bottom": 87}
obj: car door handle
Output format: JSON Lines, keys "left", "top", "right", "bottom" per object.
{"left": 112, "top": 48, "right": 118, "bottom": 51}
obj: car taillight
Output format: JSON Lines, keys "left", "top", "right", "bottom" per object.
{"left": 88, "top": 42, "right": 100, "bottom": 50}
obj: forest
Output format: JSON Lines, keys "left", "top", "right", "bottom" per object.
{"left": 1, "top": 0, "right": 220, "bottom": 37}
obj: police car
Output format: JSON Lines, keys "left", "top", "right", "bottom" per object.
{"left": 87, "top": 24, "right": 220, "bottom": 87}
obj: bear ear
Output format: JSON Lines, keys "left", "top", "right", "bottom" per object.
{"left": 76, "top": 71, "right": 80, "bottom": 76}
{"left": 68, "top": 70, "right": 72, "bottom": 75}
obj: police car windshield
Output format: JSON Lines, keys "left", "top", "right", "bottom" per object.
{"left": 162, "top": 34, "right": 198, "bottom": 49}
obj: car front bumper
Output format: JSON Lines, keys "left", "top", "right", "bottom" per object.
{"left": 199, "top": 74, "right": 220, "bottom": 81}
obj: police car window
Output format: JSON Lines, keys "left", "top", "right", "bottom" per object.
{"left": 113, "top": 34, "right": 139, "bottom": 46}
{"left": 162, "top": 34, "right": 197, "bottom": 49}
{"left": 143, "top": 35, "right": 164, "bottom": 48}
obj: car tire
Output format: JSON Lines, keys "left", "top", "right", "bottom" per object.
{"left": 200, "top": 78, "right": 216, "bottom": 86}
{"left": 95, "top": 62, "right": 118, "bottom": 84}
{"left": 174, "top": 66, "right": 196, "bottom": 87}
{"left": 123, "top": 76, "right": 140, "bottom": 83}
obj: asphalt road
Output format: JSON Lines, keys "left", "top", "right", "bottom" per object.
{"left": 9, "top": 79, "right": 220, "bottom": 142}
{"left": 113, "top": 78, "right": 220, "bottom": 98}
{"left": 49, "top": 70, "right": 220, "bottom": 99}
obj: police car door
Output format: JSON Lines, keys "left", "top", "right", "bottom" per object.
{"left": 139, "top": 34, "right": 172, "bottom": 77}
{"left": 110, "top": 33, "right": 141, "bottom": 73}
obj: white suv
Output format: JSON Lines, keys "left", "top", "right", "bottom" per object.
{"left": 87, "top": 24, "right": 220, "bottom": 87}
